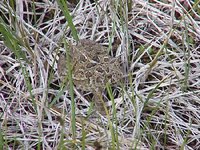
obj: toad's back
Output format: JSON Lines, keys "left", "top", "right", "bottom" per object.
{"left": 58, "top": 39, "right": 122, "bottom": 114}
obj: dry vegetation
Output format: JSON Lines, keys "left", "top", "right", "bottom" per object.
{"left": 0, "top": 0, "right": 200, "bottom": 149}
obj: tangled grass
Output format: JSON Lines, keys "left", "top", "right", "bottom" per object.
{"left": 0, "top": 0, "right": 200, "bottom": 149}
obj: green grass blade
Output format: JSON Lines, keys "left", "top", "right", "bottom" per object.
{"left": 106, "top": 83, "right": 119, "bottom": 149}
{"left": 57, "top": 0, "right": 79, "bottom": 41}
{"left": 0, "top": 18, "right": 30, "bottom": 63}
{"left": 64, "top": 40, "right": 76, "bottom": 142}
{"left": 0, "top": 128, "right": 4, "bottom": 149}
{"left": 81, "top": 119, "right": 86, "bottom": 150}
{"left": 0, "top": 18, "right": 37, "bottom": 113}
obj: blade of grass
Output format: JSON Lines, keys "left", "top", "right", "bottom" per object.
{"left": 57, "top": 0, "right": 79, "bottom": 41}
{"left": 81, "top": 119, "right": 86, "bottom": 150}
{"left": 58, "top": 116, "right": 67, "bottom": 150}
{"left": 0, "top": 19, "right": 37, "bottom": 113}
{"left": 144, "top": 75, "right": 170, "bottom": 107}
{"left": 0, "top": 19, "right": 30, "bottom": 63}
{"left": 181, "top": 19, "right": 190, "bottom": 92}
{"left": 64, "top": 40, "right": 76, "bottom": 142}
{"left": 0, "top": 128, "right": 4, "bottom": 149}
{"left": 48, "top": 50, "right": 67, "bottom": 108}
{"left": 106, "top": 83, "right": 119, "bottom": 149}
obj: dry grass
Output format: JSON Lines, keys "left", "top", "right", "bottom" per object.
{"left": 0, "top": 0, "right": 200, "bottom": 149}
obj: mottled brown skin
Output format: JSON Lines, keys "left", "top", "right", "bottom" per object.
{"left": 58, "top": 39, "right": 122, "bottom": 115}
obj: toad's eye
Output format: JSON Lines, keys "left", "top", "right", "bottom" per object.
{"left": 103, "top": 56, "right": 109, "bottom": 62}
